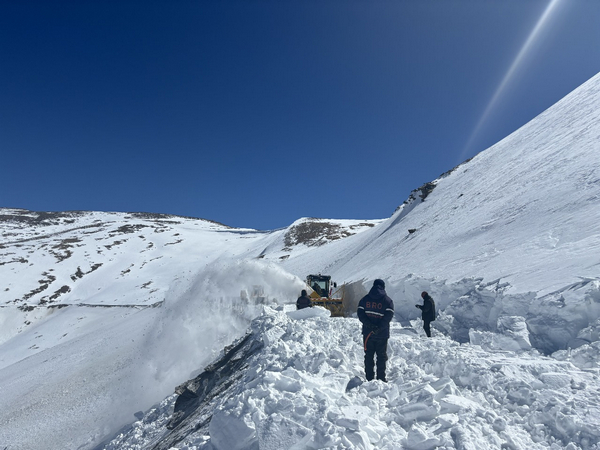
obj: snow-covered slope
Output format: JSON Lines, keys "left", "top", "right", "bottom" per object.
{"left": 276, "top": 73, "right": 600, "bottom": 296}
{"left": 1, "top": 72, "right": 600, "bottom": 450}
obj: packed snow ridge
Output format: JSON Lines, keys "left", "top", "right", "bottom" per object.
{"left": 0, "top": 72, "right": 599, "bottom": 449}
{"left": 104, "top": 307, "right": 600, "bottom": 450}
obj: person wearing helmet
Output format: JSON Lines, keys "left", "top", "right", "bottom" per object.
{"left": 357, "top": 279, "right": 394, "bottom": 382}
{"left": 416, "top": 291, "right": 436, "bottom": 337}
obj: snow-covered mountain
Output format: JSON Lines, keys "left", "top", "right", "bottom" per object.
{"left": 1, "top": 72, "right": 600, "bottom": 450}
{"left": 275, "top": 72, "right": 600, "bottom": 296}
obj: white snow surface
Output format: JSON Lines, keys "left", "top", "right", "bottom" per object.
{"left": 0, "top": 72, "right": 599, "bottom": 449}
{"left": 105, "top": 307, "right": 600, "bottom": 450}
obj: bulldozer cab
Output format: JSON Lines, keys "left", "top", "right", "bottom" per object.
{"left": 306, "top": 274, "right": 344, "bottom": 317}
{"left": 307, "top": 274, "right": 331, "bottom": 298}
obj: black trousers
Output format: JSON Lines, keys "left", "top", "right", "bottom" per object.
{"left": 364, "top": 335, "right": 388, "bottom": 381}
{"left": 423, "top": 320, "right": 432, "bottom": 337}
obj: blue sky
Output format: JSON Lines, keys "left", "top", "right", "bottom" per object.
{"left": 2, "top": 0, "right": 599, "bottom": 230}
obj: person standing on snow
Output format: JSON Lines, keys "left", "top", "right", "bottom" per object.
{"left": 296, "top": 289, "right": 312, "bottom": 310}
{"left": 416, "top": 291, "right": 436, "bottom": 337}
{"left": 357, "top": 279, "right": 394, "bottom": 382}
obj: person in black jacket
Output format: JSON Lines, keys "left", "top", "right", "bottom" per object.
{"left": 416, "top": 291, "right": 436, "bottom": 337}
{"left": 296, "top": 290, "right": 312, "bottom": 310}
{"left": 357, "top": 279, "right": 394, "bottom": 382}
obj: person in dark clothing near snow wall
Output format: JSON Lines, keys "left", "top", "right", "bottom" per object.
{"left": 357, "top": 279, "right": 394, "bottom": 382}
{"left": 416, "top": 291, "right": 436, "bottom": 337}
{"left": 296, "top": 290, "right": 312, "bottom": 310}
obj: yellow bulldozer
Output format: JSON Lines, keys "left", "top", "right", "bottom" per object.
{"left": 306, "top": 274, "right": 347, "bottom": 317}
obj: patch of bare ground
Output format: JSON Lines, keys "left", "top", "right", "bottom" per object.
{"left": 283, "top": 220, "right": 372, "bottom": 250}
{"left": 21, "top": 272, "right": 57, "bottom": 302}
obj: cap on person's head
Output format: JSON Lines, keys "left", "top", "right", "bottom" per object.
{"left": 421, "top": 291, "right": 428, "bottom": 299}
{"left": 301, "top": 289, "right": 307, "bottom": 296}
{"left": 373, "top": 279, "right": 385, "bottom": 289}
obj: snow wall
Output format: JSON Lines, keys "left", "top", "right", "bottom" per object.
{"left": 377, "top": 275, "right": 600, "bottom": 360}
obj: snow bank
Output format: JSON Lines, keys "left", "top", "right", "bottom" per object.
{"left": 286, "top": 305, "right": 331, "bottom": 321}
{"left": 106, "top": 307, "right": 600, "bottom": 449}
{"left": 381, "top": 275, "right": 600, "bottom": 355}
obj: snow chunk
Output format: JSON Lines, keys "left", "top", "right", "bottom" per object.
{"left": 469, "top": 315, "right": 532, "bottom": 352}
{"left": 439, "top": 394, "right": 483, "bottom": 414}
{"left": 256, "top": 413, "right": 313, "bottom": 450}
{"left": 262, "top": 326, "right": 285, "bottom": 347}
{"left": 403, "top": 424, "right": 442, "bottom": 450}
{"left": 286, "top": 306, "right": 331, "bottom": 320}
{"left": 209, "top": 410, "right": 258, "bottom": 450}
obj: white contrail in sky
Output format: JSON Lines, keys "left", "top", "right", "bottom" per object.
{"left": 460, "top": 0, "right": 564, "bottom": 162}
